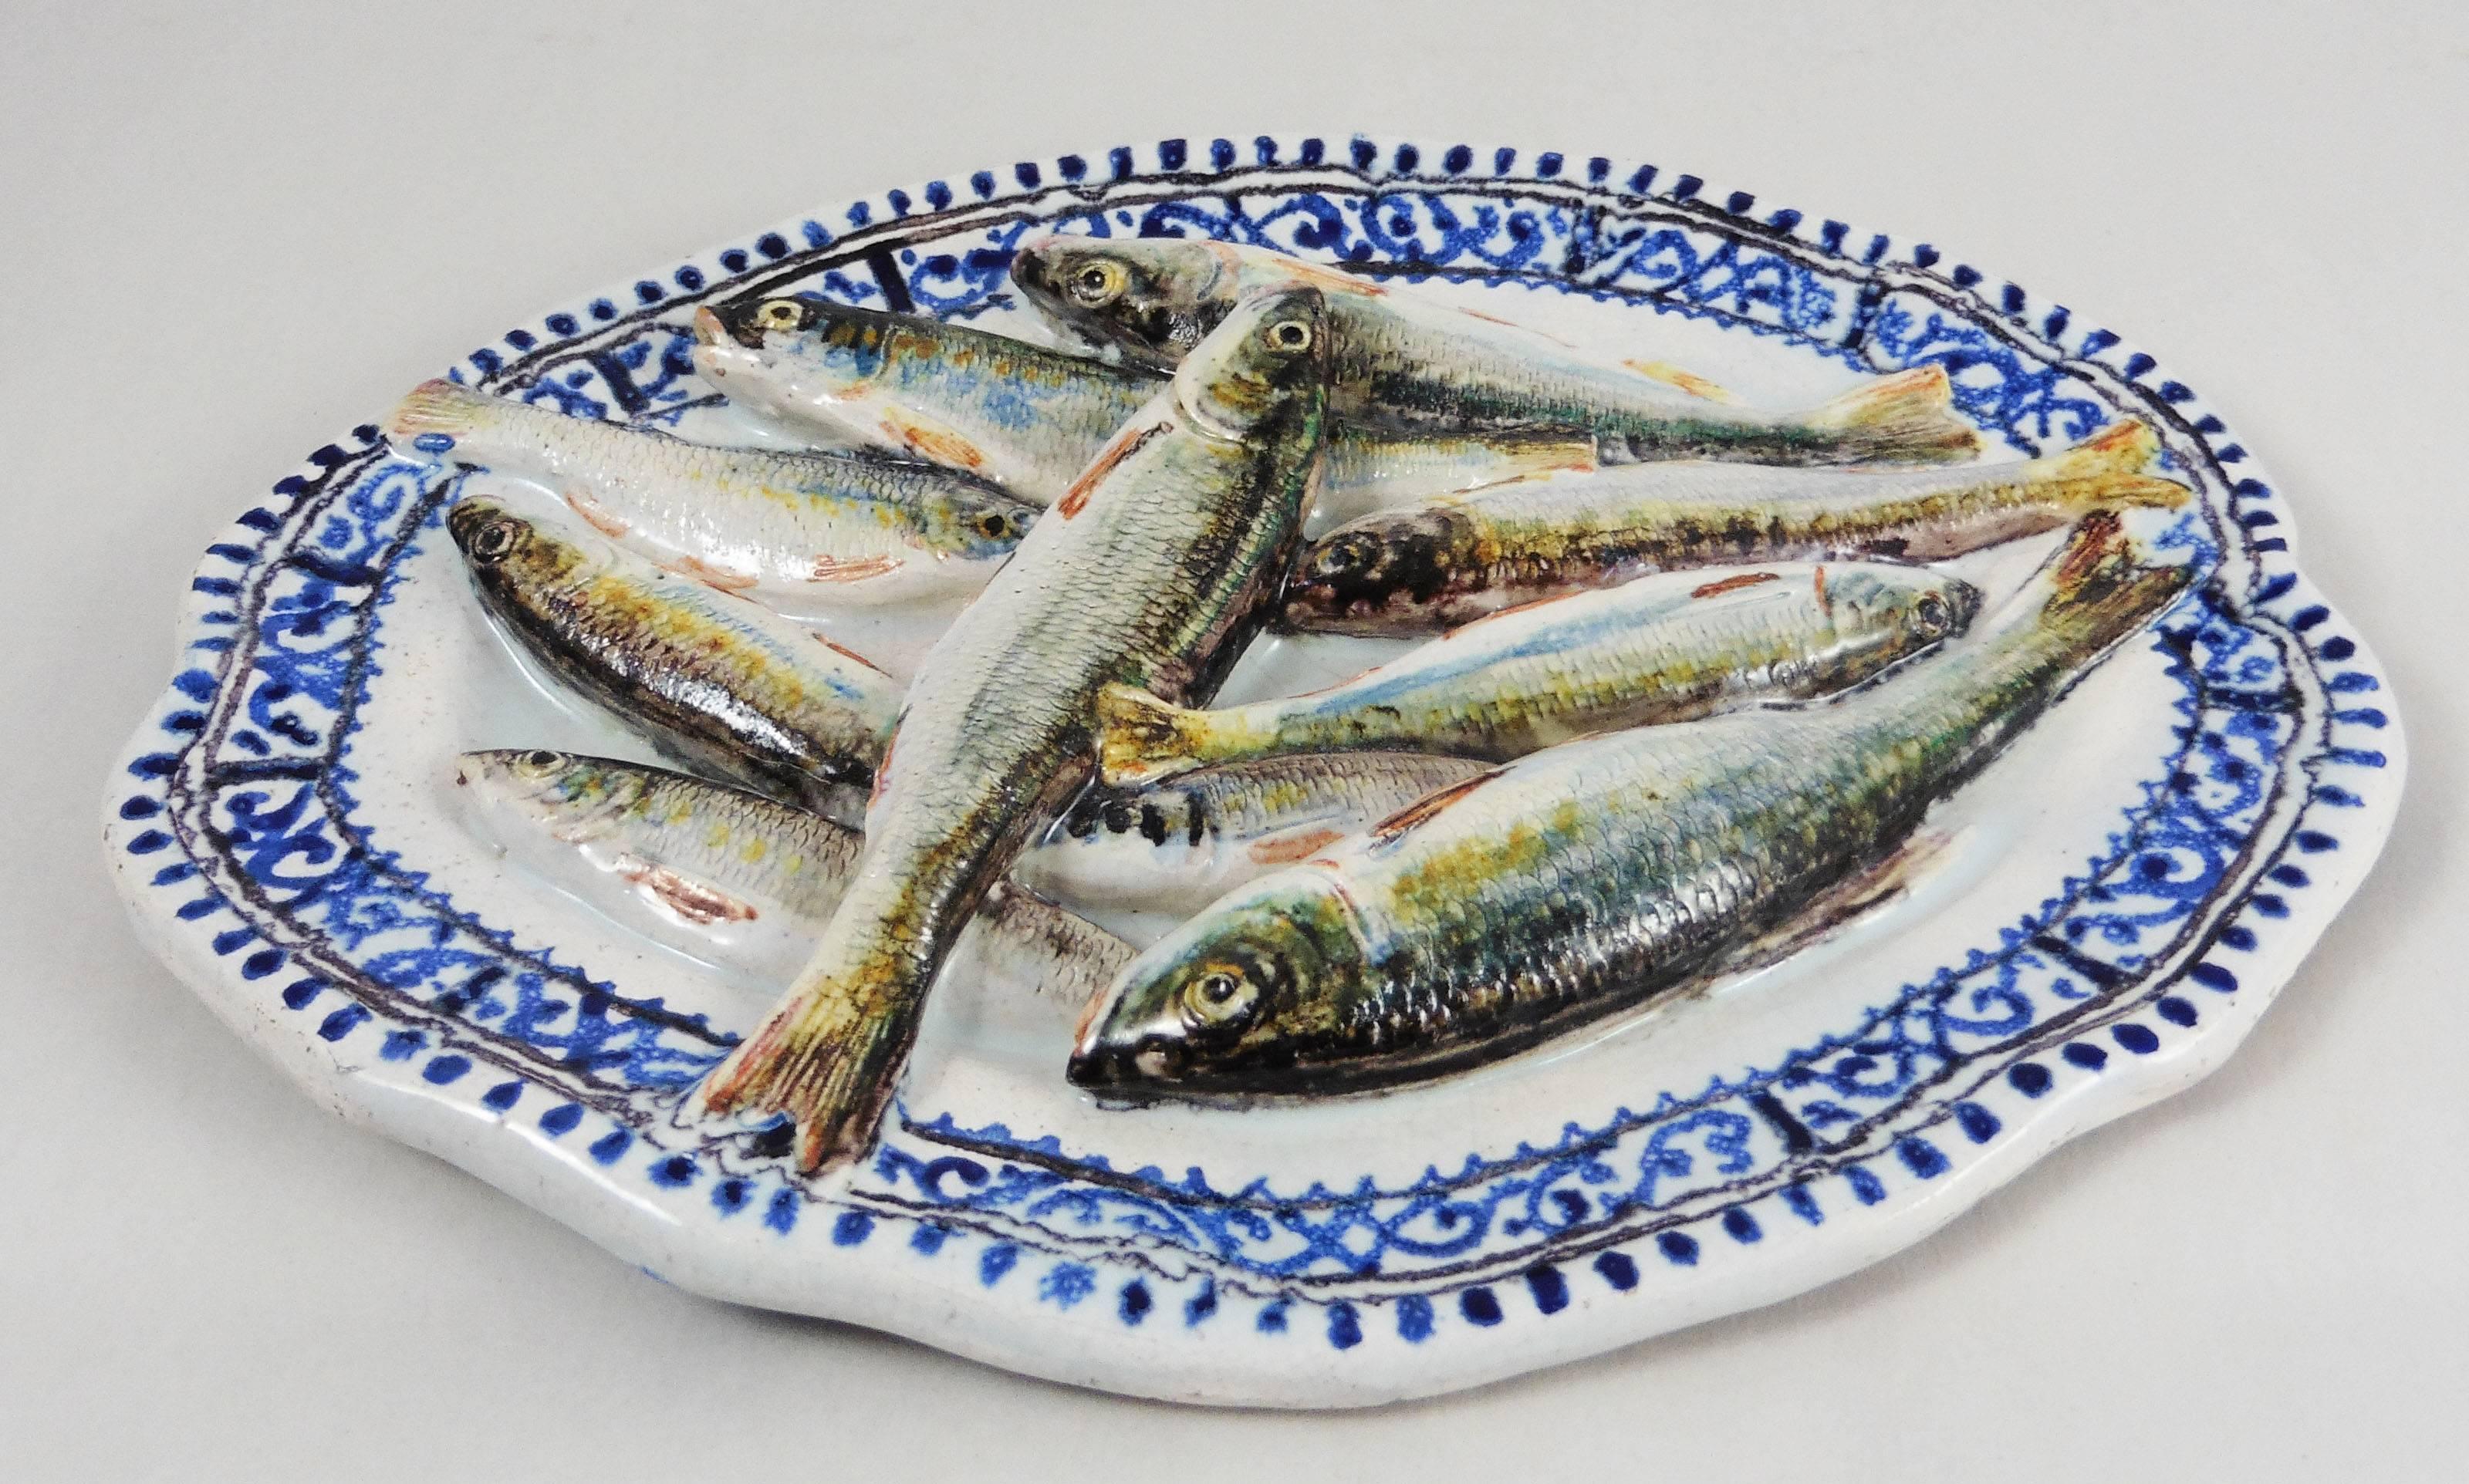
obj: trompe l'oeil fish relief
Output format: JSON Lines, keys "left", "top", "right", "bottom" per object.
{"left": 115, "top": 149, "right": 2396, "bottom": 1408}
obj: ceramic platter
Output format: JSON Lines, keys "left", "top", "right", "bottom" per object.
{"left": 105, "top": 134, "right": 2403, "bottom": 1407}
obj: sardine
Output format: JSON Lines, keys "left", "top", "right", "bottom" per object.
{"left": 1282, "top": 420, "right": 2190, "bottom": 635}
{"left": 447, "top": 498, "right": 899, "bottom": 816}
{"left": 692, "top": 298, "right": 1592, "bottom": 524}
{"left": 1010, "top": 235, "right": 1980, "bottom": 466}
{"left": 393, "top": 380, "right": 1034, "bottom": 611}
{"left": 693, "top": 285, "right": 1334, "bottom": 1170}
{"left": 1096, "top": 561, "right": 1982, "bottom": 785}
{"left": 1012, "top": 753, "right": 1491, "bottom": 916}
{"left": 455, "top": 749, "right": 1130, "bottom": 1000}
{"left": 1069, "top": 514, "right": 2191, "bottom": 1097}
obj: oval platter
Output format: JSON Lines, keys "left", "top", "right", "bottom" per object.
{"left": 103, "top": 133, "right": 2404, "bottom": 1408}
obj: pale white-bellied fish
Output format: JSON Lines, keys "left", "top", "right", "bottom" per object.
{"left": 446, "top": 498, "right": 899, "bottom": 818}
{"left": 1282, "top": 419, "right": 2190, "bottom": 635}
{"left": 1096, "top": 561, "right": 1983, "bottom": 785}
{"left": 692, "top": 297, "right": 1593, "bottom": 525}
{"left": 694, "top": 285, "right": 1334, "bottom": 1171}
{"left": 1010, "top": 235, "right": 1981, "bottom": 466}
{"left": 393, "top": 380, "right": 1035, "bottom": 610}
{"left": 1012, "top": 753, "right": 1491, "bottom": 916}
{"left": 455, "top": 749, "right": 1131, "bottom": 1003}
{"left": 1069, "top": 514, "right": 2191, "bottom": 1097}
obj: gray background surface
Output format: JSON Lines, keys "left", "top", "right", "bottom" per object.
{"left": 5, "top": 4, "right": 2462, "bottom": 1479}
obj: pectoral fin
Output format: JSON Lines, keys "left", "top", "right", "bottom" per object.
{"left": 1707, "top": 828, "right": 1956, "bottom": 980}
{"left": 614, "top": 855, "right": 759, "bottom": 927}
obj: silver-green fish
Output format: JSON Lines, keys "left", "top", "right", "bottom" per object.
{"left": 694, "top": 285, "right": 1333, "bottom": 1171}
{"left": 1096, "top": 560, "right": 1981, "bottom": 785}
{"left": 1282, "top": 419, "right": 2190, "bottom": 636}
{"left": 393, "top": 379, "right": 1034, "bottom": 611}
{"left": 691, "top": 297, "right": 1593, "bottom": 524}
{"left": 447, "top": 498, "right": 900, "bottom": 816}
{"left": 1012, "top": 753, "right": 1491, "bottom": 916}
{"left": 1010, "top": 235, "right": 1981, "bottom": 466}
{"left": 1069, "top": 514, "right": 2190, "bottom": 1097}
{"left": 456, "top": 749, "right": 1131, "bottom": 1003}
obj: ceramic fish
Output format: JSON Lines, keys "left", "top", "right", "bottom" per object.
{"left": 447, "top": 497, "right": 899, "bottom": 818}
{"left": 691, "top": 298, "right": 1593, "bottom": 523}
{"left": 1012, "top": 753, "right": 1491, "bottom": 916}
{"left": 1069, "top": 513, "right": 2191, "bottom": 1097}
{"left": 455, "top": 748, "right": 1131, "bottom": 1000}
{"left": 1282, "top": 419, "right": 2190, "bottom": 636}
{"left": 1096, "top": 561, "right": 1982, "bottom": 786}
{"left": 391, "top": 380, "right": 1034, "bottom": 611}
{"left": 693, "top": 285, "right": 1333, "bottom": 1171}
{"left": 1010, "top": 235, "right": 1980, "bottom": 466}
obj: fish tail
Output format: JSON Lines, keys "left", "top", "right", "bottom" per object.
{"left": 1095, "top": 683, "right": 1217, "bottom": 787}
{"left": 2034, "top": 511, "right": 2194, "bottom": 638}
{"left": 387, "top": 378, "right": 509, "bottom": 451}
{"left": 1809, "top": 366, "right": 1982, "bottom": 464}
{"left": 691, "top": 962, "right": 914, "bottom": 1173}
{"left": 2045, "top": 418, "right": 2193, "bottom": 511}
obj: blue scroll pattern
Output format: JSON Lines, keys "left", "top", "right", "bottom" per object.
{"left": 122, "top": 150, "right": 2367, "bottom": 1307}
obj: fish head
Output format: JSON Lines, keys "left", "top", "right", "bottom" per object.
{"left": 1278, "top": 508, "right": 1468, "bottom": 633}
{"left": 692, "top": 296, "right": 885, "bottom": 410}
{"left": 1170, "top": 284, "right": 1330, "bottom": 445}
{"left": 1067, "top": 870, "right": 1368, "bottom": 1098}
{"left": 924, "top": 478, "right": 1041, "bottom": 562}
{"left": 1009, "top": 234, "right": 1238, "bottom": 369}
{"left": 454, "top": 748, "right": 647, "bottom": 843}
{"left": 448, "top": 496, "right": 590, "bottom": 592}
{"left": 1820, "top": 563, "right": 1986, "bottom": 650}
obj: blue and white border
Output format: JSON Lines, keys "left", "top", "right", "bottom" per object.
{"left": 104, "top": 134, "right": 2403, "bottom": 1406}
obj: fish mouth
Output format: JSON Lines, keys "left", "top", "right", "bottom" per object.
{"left": 691, "top": 305, "right": 749, "bottom": 349}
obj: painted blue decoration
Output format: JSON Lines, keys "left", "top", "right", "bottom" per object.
{"left": 106, "top": 134, "right": 2394, "bottom": 1372}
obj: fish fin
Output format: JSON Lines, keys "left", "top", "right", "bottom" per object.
{"left": 1706, "top": 830, "right": 1955, "bottom": 980}
{"left": 563, "top": 490, "right": 633, "bottom": 539}
{"left": 874, "top": 403, "right": 991, "bottom": 474}
{"left": 2031, "top": 511, "right": 2192, "bottom": 630}
{"left": 690, "top": 959, "right": 913, "bottom": 1173}
{"left": 387, "top": 379, "right": 498, "bottom": 452}
{"left": 1622, "top": 359, "right": 1743, "bottom": 405}
{"left": 1690, "top": 570, "right": 1783, "bottom": 599}
{"left": 1093, "top": 683, "right": 1214, "bottom": 787}
{"left": 1060, "top": 420, "right": 1170, "bottom": 518}
{"left": 1246, "top": 826, "right": 1348, "bottom": 866}
{"left": 1808, "top": 366, "right": 1981, "bottom": 464}
{"left": 1368, "top": 769, "right": 1504, "bottom": 844}
{"left": 670, "top": 554, "right": 760, "bottom": 592}
{"left": 2047, "top": 419, "right": 2193, "bottom": 511}
{"left": 1481, "top": 435, "right": 1600, "bottom": 487}
{"left": 812, "top": 630, "right": 891, "bottom": 676}
{"left": 613, "top": 856, "right": 760, "bottom": 927}
{"left": 808, "top": 552, "right": 904, "bottom": 584}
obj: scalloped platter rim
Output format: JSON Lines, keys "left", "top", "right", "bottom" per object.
{"left": 103, "top": 132, "right": 2405, "bottom": 1408}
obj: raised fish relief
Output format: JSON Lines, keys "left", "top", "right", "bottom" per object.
{"left": 110, "top": 144, "right": 2396, "bottom": 1408}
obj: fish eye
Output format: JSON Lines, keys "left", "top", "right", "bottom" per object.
{"left": 468, "top": 518, "right": 523, "bottom": 564}
{"left": 1180, "top": 965, "right": 1262, "bottom": 1035}
{"left": 1067, "top": 260, "right": 1126, "bottom": 307}
{"left": 1312, "top": 533, "right": 1380, "bottom": 579}
{"left": 1912, "top": 594, "right": 1951, "bottom": 635}
{"left": 512, "top": 749, "right": 569, "bottom": 778}
{"left": 1264, "top": 319, "right": 1313, "bottom": 353}
{"left": 754, "top": 299, "right": 806, "bottom": 332}
{"left": 975, "top": 511, "right": 1013, "bottom": 540}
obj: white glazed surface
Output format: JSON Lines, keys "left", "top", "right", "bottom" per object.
{"left": 101, "top": 139, "right": 2402, "bottom": 1408}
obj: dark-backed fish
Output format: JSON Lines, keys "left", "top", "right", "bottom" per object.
{"left": 1010, "top": 235, "right": 1980, "bottom": 466}
{"left": 394, "top": 380, "right": 1035, "bottom": 610}
{"left": 1282, "top": 419, "right": 2189, "bottom": 635}
{"left": 694, "top": 285, "right": 1333, "bottom": 1170}
{"left": 457, "top": 748, "right": 1130, "bottom": 999}
{"left": 1069, "top": 514, "right": 2190, "bottom": 1097}
{"left": 447, "top": 498, "right": 899, "bottom": 817}
{"left": 692, "top": 297, "right": 1593, "bottom": 524}
{"left": 1096, "top": 561, "right": 1981, "bottom": 784}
